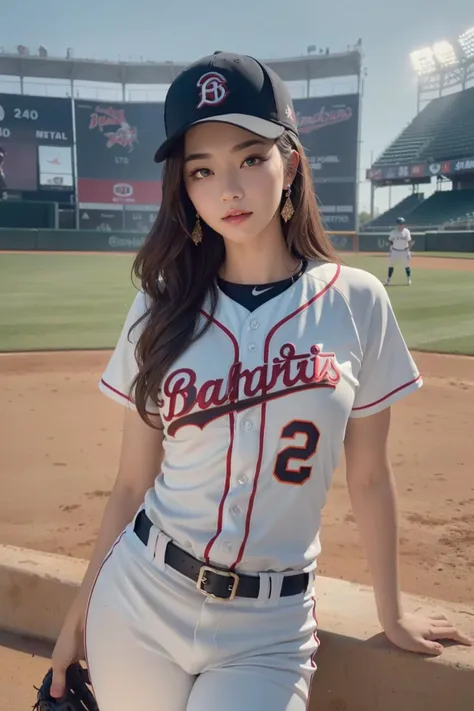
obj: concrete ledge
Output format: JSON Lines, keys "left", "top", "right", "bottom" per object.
{"left": 1, "top": 544, "right": 473, "bottom": 711}
{"left": 310, "top": 577, "right": 474, "bottom": 711}
{"left": 0, "top": 544, "right": 86, "bottom": 642}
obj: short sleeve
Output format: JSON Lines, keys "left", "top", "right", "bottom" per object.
{"left": 350, "top": 279, "right": 422, "bottom": 418}
{"left": 98, "top": 289, "right": 159, "bottom": 413}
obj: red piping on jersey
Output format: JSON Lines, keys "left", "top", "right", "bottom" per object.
{"left": 232, "top": 264, "right": 341, "bottom": 568}
{"left": 100, "top": 378, "right": 156, "bottom": 416}
{"left": 200, "top": 309, "right": 240, "bottom": 564}
{"left": 351, "top": 374, "right": 422, "bottom": 411}
{"left": 100, "top": 378, "right": 133, "bottom": 403}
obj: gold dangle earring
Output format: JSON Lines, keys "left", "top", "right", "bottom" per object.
{"left": 281, "top": 184, "right": 295, "bottom": 223}
{"left": 191, "top": 214, "right": 203, "bottom": 245}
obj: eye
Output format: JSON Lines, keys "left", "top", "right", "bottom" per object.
{"left": 242, "top": 155, "right": 265, "bottom": 168}
{"left": 189, "top": 167, "right": 212, "bottom": 180}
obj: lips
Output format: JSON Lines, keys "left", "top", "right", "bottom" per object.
{"left": 222, "top": 210, "right": 252, "bottom": 224}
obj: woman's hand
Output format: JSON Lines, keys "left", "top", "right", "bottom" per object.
{"left": 383, "top": 612, "right": 473, "bottom": 655}
{"left": 50, "top": 612, "right": 86, "bottom": 698}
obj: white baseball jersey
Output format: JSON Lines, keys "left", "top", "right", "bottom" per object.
{"left": 389, "top": 227, "right": 411, "bottom": 250}
{"left": 99, "top": 261, "right": 422, "bottom": 574}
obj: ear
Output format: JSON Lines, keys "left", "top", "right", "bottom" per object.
{"left": 285, "top": 149, "right": 300, "bottom": 187}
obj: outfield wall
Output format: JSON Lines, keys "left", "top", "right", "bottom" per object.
{"left": 0, "top": 228, "right": 473, "bottom": 253}
{"left": 0, "top": 229, "right": 146, "bottom": 252}
{"left": 357, "top": 231, "right": 474, "bottom": 253}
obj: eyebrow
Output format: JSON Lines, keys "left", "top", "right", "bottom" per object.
{"left": 184, "top": 138, "right": 268, "bottom": 164}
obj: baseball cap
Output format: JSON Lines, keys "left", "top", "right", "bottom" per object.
{"left": 154, "top": 51, "right": 299, "bottom": 163}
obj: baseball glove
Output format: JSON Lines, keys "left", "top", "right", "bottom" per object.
{"left": 32, "top": 662, "right": 99, "bottom": 711}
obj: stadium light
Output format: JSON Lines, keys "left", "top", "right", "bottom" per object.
{"left": 459, "top": 27, "right": 474, "bottom": 59}
{"left": 410, "top": 47, "right": 436, "bottom": 75}
{"left": 432, "top": 40, "right": 458, "bottom": 67}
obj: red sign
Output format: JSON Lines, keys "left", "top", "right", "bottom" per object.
{"left": 409, "top": 164, "right": 425, "bottom": 177}
{"left": 77, "top": 178, "right": 162, "bottom": 205}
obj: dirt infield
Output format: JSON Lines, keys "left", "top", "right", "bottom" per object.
{"left": 1, "top": 349, "right": 473, "bottom": 604}
{"left": 342, "top": 253, "right": 474, "bottom": 271}
{"left": 391, "top": 255, "right": 474, "bottom": 271}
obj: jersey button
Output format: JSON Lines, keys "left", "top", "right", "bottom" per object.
{"left": 230, "top": 504, "right": 242, "bottom": 516}
{"left": 237, "top": 473, "right": 248, "bottom": 485}
{"left": 250, "top": 319, "right": 260, "bottom": 330}
{"left": 248, "top": 342, "right": 257, "bottom": 352}
{"left": 243, "top": 420, "right": 253, "bottom": 431}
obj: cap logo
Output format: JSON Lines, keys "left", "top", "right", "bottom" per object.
{"left": 197, "top": 72, "right": 229, "bottom": 109}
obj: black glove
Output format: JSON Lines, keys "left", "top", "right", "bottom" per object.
{"left": 32, "top": 662, "right": 99, "bottom": 711}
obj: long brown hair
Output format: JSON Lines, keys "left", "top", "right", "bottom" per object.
{"left": 131, "top": 130, "right": 339, "bottom": 426}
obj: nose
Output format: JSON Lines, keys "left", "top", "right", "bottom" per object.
{"left": 220, "top": 171, "right": 244, "bottom": 202}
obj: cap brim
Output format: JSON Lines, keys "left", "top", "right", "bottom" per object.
{"left": 154, "top": 114, "right": 285, "bottom": 163}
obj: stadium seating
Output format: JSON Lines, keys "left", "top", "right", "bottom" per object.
{"left": 373, "top": 93, "right": 460, "bottom": 166}
{"left": 362, "top": 194, "right": 424, "bottom": 230}
{"left": 404, "top": 189, "right": 474, "bottom": 227}
{"left": 364, "top": 190, "right": 474, "bottom": 230}
{"left": 373, "top": 86, "right": 474, "bottom": 167}
{"left": 420, "top": 89, "right": 474, "bottom": 160}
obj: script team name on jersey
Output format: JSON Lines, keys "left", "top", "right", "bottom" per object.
{"left": 159, "top": 342, "right": 341, "bottom": 436}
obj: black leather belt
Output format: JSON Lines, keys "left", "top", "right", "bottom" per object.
{"left": 133, "top": 509, "right": 309, "bottom": 601}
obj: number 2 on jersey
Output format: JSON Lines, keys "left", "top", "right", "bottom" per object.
{"left": 273, "top": 420, "right": 320, "bottom": 485}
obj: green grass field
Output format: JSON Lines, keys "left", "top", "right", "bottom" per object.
{"left": 0, "top": 252, "right": 473, "bottom": 355}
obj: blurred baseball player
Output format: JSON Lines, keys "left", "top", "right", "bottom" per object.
{"left": 385, "top": 217, "right": 413, "bottom": 286}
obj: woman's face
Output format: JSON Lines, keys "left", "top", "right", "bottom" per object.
{"left": 183, "top": 122, "right": 296, "bottom": 245}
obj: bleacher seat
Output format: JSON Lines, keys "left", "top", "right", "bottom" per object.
{"left": 364, "top": 190, "right": 474, "bottom": 230}
{"left": 406, "top": 189, "right": 474, "bottom": 226}
{"left": 362, "top": 194, "right": 424, "bottom": 230}
{"left": 372, "top": 86, "right": 474, "bottom": 167}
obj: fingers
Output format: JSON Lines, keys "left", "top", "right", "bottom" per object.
{"left": 426, "top": 625, "right": 473, "bottom": 646}
{"left": 429, "top": 613, "right": 449, "bottom": 622}
{"left": 419, "top": 640, "right": 444, "bottom": 656}
{"left": 50, "top": 664, "right": 67, "bottom": 699}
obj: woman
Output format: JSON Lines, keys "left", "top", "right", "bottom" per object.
{"left": 50, "top": 51, "right": 471, "bottom": 711}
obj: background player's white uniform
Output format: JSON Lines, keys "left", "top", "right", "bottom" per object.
{"left": 388, "top": 226, "right": 412, "bottom": 267}
{"left": 85, "top": 261, "right": 422, "bottom": 711}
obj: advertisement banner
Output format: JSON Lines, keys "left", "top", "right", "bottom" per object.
{"left": 0, "top": 94, "right": 74, "bottom": 193}
{"left": 366, "top": 162, "right": 448, "bottom": 182}
{"left": 366, "top": 156, "right": 474, "bottom": 183}
{"left": 77, "top": 178, "right": 162, "bottom": 205}
{"left": 124, "top": 207, "right": 157, "bottom": 232}
{"left": 79, "top": 208, "right": 124, "bottom": 231}
{"left": 79, "top": 206, "right": 158, "bottom": 232}
{"left": 314, "top": 181, "right": 356, "bottom": 230}
{"left": 294, "top": 94, "right": 359, "bottom": 181}
{"left": 0, "top": 142, "right": 37, "bottom": 191}
{"left": 75, "top": 100, "right": 164, "bottom": 205}
{"left": 358, "top": 233, "right": 427, "bottom": 253}
{"left": 294, "top": 94, "right": 359, "bottom": 230}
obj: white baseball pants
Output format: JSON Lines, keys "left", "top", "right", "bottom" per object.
{"left": 388, "top": 248, "right": 411, "bottom": 267}
{"left": 84, "top": 519, "right": 319, "bottom": 711}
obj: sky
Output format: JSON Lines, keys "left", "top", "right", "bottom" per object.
{"left": 1, "top": 0, "right": 473, "bottom": 213}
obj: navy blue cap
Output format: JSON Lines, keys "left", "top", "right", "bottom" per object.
{"left": 154, "top": 51, "right": 299, "bottom": 162}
